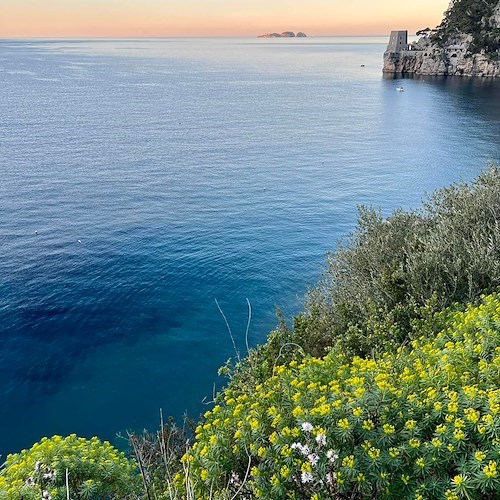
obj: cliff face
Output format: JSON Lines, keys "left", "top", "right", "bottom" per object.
{"left": 383, "top": 37, "right": 500, "bottom": 77}
{"left": 383, "top": 0, "right": 500, "bottom": 76}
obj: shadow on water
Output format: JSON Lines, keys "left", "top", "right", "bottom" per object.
{"left": 17, "top": 356, "right": 72, "bottom": 388}
{"left": 0, "top": 244, "right": 197, "bottom": 411}
{"left": 20, "top": 305, "right": 72, "bottom": 321}
{"left": 2, "top": 299, "right": 187, "bottom": 396}
{"left": 383, "top": 73, "right": 500, "bottom": 121}
{"left": 384, "top": 73, "right": 500, "bottom": 93}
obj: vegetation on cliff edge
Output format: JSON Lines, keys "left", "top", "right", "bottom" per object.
{"left": 432, "top": 0, "right": 500, "bottom": 58}
{"left": 186, "top": 294, "right": 500, "bottom": 498}
{"left": 225, "top": 165, "right": 500, "bottom": 397}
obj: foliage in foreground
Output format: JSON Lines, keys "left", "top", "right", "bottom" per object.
{"left": 185, "top": 294, "right": 500, "bottom": 499}
{"left": 223, "top": 166, "right": 500, "bottom": 400}
{"left": 3, "top": 169, "right": 500, "bottom": 499}
{"left": 0, "top": 435, "right": 141, "bottom": 499}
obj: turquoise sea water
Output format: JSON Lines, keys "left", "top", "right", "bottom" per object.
{"left": 0, "top": 37, "right": 499, "bottom": 455}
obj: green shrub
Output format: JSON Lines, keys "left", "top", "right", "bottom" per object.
{"left": 185, "top": 294, "right": 500, "bottom": 499}
{"left": 432, "top": 0, "right": 500, "bottom": 57}
{"left": 296, "top": 165, "right": 500, "bottom": 358}
{"left": 223, "top": 166, "right": 500, "bottom": 399}
{"left": 0, "top": 435, "right": 141, "bottom": 499}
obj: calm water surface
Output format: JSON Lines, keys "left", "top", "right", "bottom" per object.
{"left": 1, "top": 37, "right": 499, "bottom": 454}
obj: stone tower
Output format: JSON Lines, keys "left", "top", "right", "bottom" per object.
{"left": 386, "top": 31, "right": 408, "bottom": 52}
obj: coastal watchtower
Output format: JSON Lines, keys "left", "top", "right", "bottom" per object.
{"left": 386, "top": 31, "right": 408, "bottom": 52}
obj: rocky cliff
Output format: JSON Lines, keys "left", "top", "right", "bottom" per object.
{"left": 258, "top": 31, "right": 307, "bottom": 38}
{"left": 383, "top": 0, "right": 500, "bottom": 76}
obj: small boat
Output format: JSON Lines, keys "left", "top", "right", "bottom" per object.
{"left": 396, "top": 86, "right": 405, "bottom": 92}
{"left": 360, "top": 64, "right": 365, "bottom": 67}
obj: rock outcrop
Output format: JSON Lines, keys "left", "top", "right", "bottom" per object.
{"left": 258, "top": 31, "right": 307, "bottom": 38}
{"left": 383, "top": 0, "right": 500, "bottom": 77}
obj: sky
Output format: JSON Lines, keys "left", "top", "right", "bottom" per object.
{"left": 1, "top": 0, "right": 451, "bottom": 38}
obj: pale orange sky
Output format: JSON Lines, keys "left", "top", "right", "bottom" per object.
{"left": 1, "top": 0, "right": 451, "bottom": 38}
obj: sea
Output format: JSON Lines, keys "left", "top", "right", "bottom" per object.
{"left": 1, "top": 37, "right": 499, "bottom": 456}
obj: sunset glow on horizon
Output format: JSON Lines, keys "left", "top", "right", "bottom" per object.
{"left": 1, "top": 0, "right": 451, "bottom": 38}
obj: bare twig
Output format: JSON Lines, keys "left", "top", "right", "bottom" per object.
{"left": 182, "top": 443, "right": 195, "bottom": 500}
{"left": 276, "top": 342, "right": 305, "bottom": 362}
{"left": 129, "top": 433, "right": 153, "bottom": 500}
{"left": 215, "top": 298, "right": 241, "bottom": 364}
{"left": 230, "top": 454, "right": 252, "bottom": 500}
{"left": 65, "top": 468, "right": 70, "bottom": 500}
{"left": 244, "top": 298, "right": 252, "bottom": 355}
{"left": 202, "top": 383, "right": 217, "bottom": 405}
{"left": 159, "top": 409, "right": 168, "bottom": 467}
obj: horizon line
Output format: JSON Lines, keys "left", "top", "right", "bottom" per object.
{"left": 0, "top": 33, "right": 408, "bottom": 40}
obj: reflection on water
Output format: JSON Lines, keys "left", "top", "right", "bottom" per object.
{"left": 383, "top": 73, "right": 500, "bottom": 121}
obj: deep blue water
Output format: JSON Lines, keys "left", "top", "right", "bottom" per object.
{"left": 0, "top": 37, "right": 499, "bottom": 456}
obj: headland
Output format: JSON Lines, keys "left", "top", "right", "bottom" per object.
{"left": 383, "top": 0, "right": 500, "bottom": 77}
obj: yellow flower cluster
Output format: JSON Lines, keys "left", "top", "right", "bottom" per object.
{"left": 185, "top": 294, "right": 500, "bottom": 498}
{"left": 0, "top": 434, "right": 140, "bottom": 499}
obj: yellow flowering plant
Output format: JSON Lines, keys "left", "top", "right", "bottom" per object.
{"left": 184, "top": 294, "right": 500, "bottom": 499}
{"left": 0, "top": 435, "right": 140, "bottom": 499}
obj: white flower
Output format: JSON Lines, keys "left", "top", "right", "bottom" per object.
{"left": 327, "top": 449, "right": 339, "bottom": 463}
{"left": 291, "top": 442, "right": 311, "bottom": 455}
{"left": 301, "top": 422, "right": 314, "bottom": 433}
{"left": 308, "top": 453, "right": 319, "bottom": 466}
{"left": 315, "top": 433, "right": 327, "bottom": 447}
{"left": 301, "top": 471, "right": 314, "bottom": 484}
{"left": 326, "top": 472, "right": 337, "bottom": 485}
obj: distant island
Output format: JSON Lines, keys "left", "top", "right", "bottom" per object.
{"left": 258, "top": 31, "right": 307, "bottom": 38}
{"left": 383, "top": 0, "right": 500, "bottom": 77}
